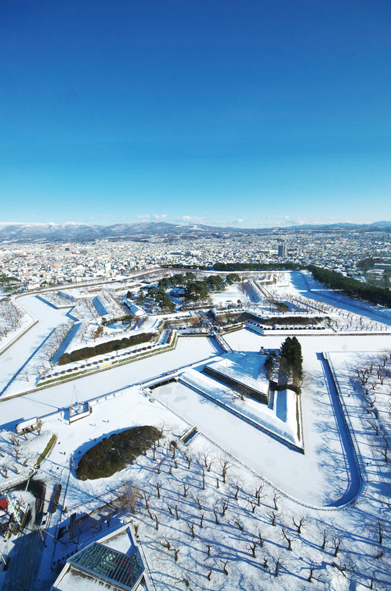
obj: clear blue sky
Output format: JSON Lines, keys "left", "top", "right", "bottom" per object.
{"left": 1, "top": 0, "right": 390, "bottom": 227}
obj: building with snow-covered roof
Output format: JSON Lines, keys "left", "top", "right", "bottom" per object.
{"left": 125, "top": 299, "right": 146, "bottom": 317}
{"left": 52, "top": 524, "right": 149, "bottom": 591}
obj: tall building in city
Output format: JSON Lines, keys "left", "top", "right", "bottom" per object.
{"left": 278, "top": 242, "right": 287, "bottom": 257}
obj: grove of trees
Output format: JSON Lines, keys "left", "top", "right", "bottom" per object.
{"left": 308, "top": 265, "right": 391, "bottom": 308}
{"left": 279, "top": 336, "right": 303, "bottom": 385}
{"left": 77, "top": 425, "right": 162, "bottom": 480}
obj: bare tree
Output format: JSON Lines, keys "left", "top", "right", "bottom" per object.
{"left": 221, "top": 499, "right": 229, "bottom": 517}
{"left": 377, "top": 521, "right": 383, "bottom": 545}
{"left": 194, "top": 494, "right": 203, "bottom": 511}
{"left": 332, "top": 535, "right": 342, "bottom": 557}
{"left": 255, "top": 482, "right": 264, "bottom": 506}
{"left": 292, "top": 516, "right": 306, "bottom": 534}
{"left": 307, "top": 564, "right": 320, "bottom": 583}
{"left": 233, "top": 519, "right": 244, "bottom": 531}
{"left": 268, "top": 510, "right": 277, "bottom": 526}
{"left": 274, "top": 556, "right": 282, "bottom": 577}
{"left": 9, "top": 434, "right": 20, "bottom": 446}
{"left": 220, "top": 459, "right": 231, "bottom": 484}
{"left": 201, "top": 452, "right": 209, "bottom": 468}
{"left": 273, "top": 493, "right": 280, "bottom": 511}
{"left": 257, "top": 528, "right": 265, "bottom": 547}
{"left": 366, "top": 419, "right": 381, "bottom": 437}
{"left": 282, "top": 528, "right": 294, "bottom": 551}
{"left": 187, "top": 522, "right": 195, "bottom": 539}
{"left": 221, "top": 560, "right": 229, "bottom": 576}
{"left": 184, "top": 453, "right": 193, "bottom": 470}
{"left": 213, "top": 505, "right": 220, "bottom": 525}
{"left": 321, "top": 527, "right": 328, "bottom": 550}
{"left": 140, "top": 491, "right": 150, "bottom": 513}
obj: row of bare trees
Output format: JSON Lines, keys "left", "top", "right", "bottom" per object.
{"left": 107, "top": 436, "right": 368, "bottom": 588}
{"left": 0, "top": 299, "right": 24, "bottom": 340}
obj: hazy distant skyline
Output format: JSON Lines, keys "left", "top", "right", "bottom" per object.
{"left": 1, "top": 0, "right": 390, "bottom": 226}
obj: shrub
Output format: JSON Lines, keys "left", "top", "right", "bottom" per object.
{"left": 37, "top": 434, "right": 57, "bottom": 467}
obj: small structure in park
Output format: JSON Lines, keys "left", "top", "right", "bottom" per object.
{"left": 16, "top": 417, "right": 39, "bottom": 435}
{"left": 68, "top": 386, "right": 92, "bottom": 423}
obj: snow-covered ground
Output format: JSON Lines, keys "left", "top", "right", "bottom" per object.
{"left": 179, "top": 363, "right": 301, "bottom": 448}
{"left": 0, "top": 298, "right": 36, "bottom": 354}
{"left": 1, "top": 273, "right": 391, "bottom": 590}
{"left": 0, "top": 295, "right": 74, "bottom": 398}
{"left": 209, "top": 283, "right": 249, "bottom": 307}
{"left": 15, "top": 362, "right": 390, "bottom": 591}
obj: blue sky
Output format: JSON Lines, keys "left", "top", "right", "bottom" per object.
{"left": 1, "top": 0, "right": 390, "bottom": 227}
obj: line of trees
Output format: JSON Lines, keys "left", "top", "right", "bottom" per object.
{"left": 308, "top": 265, "right": 391, "bottom": 308}
{"left": 214, "top": 263, "right": 301, "bottom": 271}
{"left": 57, "top": 332, "right": 155, "bottom": 365}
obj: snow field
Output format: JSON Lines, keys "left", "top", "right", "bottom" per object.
{"left": 48, "top": 420, "right": 388, "bottom": 591}
{"left": 0, "top": 429, "right": 54, "bottom": 494}
{"left": 2, "top": 274, "right": 391, "bottom": 589}
{"left": 0, "top": 298, "right": 36, "bottom": 353}
{"left": 179, "top": 363, "right": 301, "bottom": 448}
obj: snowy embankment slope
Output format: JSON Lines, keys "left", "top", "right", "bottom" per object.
{"left": 0, "top": 295, "right": 73, "bottom": 399}
{"left": 0, "top": 298, "right": 37, "bottom": 355}
{"left": 0, "top": 336, "right": 218, "bottom": 428}
{"left": 180, "top": 367, "right": 300, "bottom": 447}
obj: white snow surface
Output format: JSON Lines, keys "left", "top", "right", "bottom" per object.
{"left": 1, "top": 274, "right": 391, "bottom": 590}
{"left": 205, "top": 351, "right": 270, "bottom": 395}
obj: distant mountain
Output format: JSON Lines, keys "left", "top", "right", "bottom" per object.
{"left": 0, "top": 222, "right": 250, "bottom": 242}
{"left": 370, "top": 221, "right": 391, "bottom": 228}
{"left": 284, "top": 221, "right": 391, "bottom": 231}
{"left": 0, "top": 221, "right": 389, "bottom": 242}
